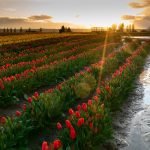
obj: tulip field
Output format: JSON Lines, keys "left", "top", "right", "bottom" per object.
{"left": 0, "top": 33, "right": 149, "bottom": 150}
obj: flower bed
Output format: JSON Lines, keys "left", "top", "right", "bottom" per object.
{"left": 0, "top": 42, "right": 119, "bottom": 106}
{"left": 0, "top": 41, "right": 139, "bottom": 149}
{"left": 42, "top": 43, "right": 149, "bottom": 150}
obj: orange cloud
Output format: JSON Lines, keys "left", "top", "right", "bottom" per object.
{"left": 0, "top": 16, "right": 85, "bottom": 29}
{"left": 129, "top": 0, "right": 150, "bottom": 8}
{"left": 28, "top": 15, "right": 52, "bottom": 21}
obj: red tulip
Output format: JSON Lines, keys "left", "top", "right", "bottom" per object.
{"left": 0, "top": 79, "right": 5, "bottom": 90}
{"left": 88, "top": 99, "right": 92, "bottom": 106}
{"left": 42, "top": 141, "right": 48, "bottom": 150}
{"left": 89, "top": 122, "right": 93, "bottom": 129}
{"left": 69, "top": 108, "right": 74, "bottom": 115}
{"left": 75, "top": 111, "right": 80, "bottom": 118}
{"left": 16, "top": 111, "right": 21, "bottom": 117}
{"left": 65, "top": 120, "right": 72, "bottom": 129}
{"left": 105, "top": 85, "right": 110, "bottom": 92}
{"left": 28, "top": 97, "right": 32, "bottom": 103}
{"left": 53, "top": 139, "right": 62, "bottom": 149}
{"left": 57, "top": 122, "right": 62, "bottom": 130}
{"left": 77, "top": 105, "right": 81, "bottom": 111}
{"left": 94, "top": 96, "right": 98, "bottom": 102}
{"left": 82, "top": 103, "right": 87, "bottom": 111}
{"left": 70, "top": 127, "right": 76, "bottom": 140}
{"left": 34, "top": 92, "right": 39, "bottom": 98}
{"left": 22, "top": 104, "right": 26, "bottom": 111}
{"left": 0, "top": 116, "right": 6, "bottom": 124}
{"left": 96, "top": 88, "right": 101, "bottom": 94}
{"left": 77, "top": 118, "right": 85, "bottom": 127}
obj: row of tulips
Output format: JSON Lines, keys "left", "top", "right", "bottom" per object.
{"left": 0, "top": 42, "right": 120, "bottom": 106}
{"left": 42, "top": 42, "right": 149, "bottom": 150}
{"left": 0, "top": 33, "right": 120, "bottom": 54}
{"left": 0, "top": 41, "right": 138, "bottom": 149}
{"left": 0, "top": 34, "right": 103, "bottom": 66}
{"left": 0, "top": 34, "right": 82, "bottom": 53}
{"left": 0, "top": 41, "right": 117, "bottom": 78}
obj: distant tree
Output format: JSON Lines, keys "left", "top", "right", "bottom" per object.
{"left": 59, "top": 26, "right": 72, "bottom": 33}
{"left": 28, "top": 28, "right": 31, "bottom": 32}
{"left": 3, "top": 28, "right": 6, "bottom": 33}
{"left": 126, "top": 25, "right": 129, "bottom": 32}
{"left": 59, "top": 25, "right": 65, "bottom": 33}
{"left": 40, "top": 28, "right": 42, "bottom": 32}
{"left": 132, "top": 24, "right": 135, "bottom": 32}
{"left": 14, "top": 28, "right": 16, "bottom": 33}
{"left": 111, "top": 24, "right": 117, "bottom": 32}
{"left": 7, "top": 28, "right": 9, "bottom": 33}
{"left": 10, "top": 28, "right": 12, "bottom": 33}
{"left": 118, "top": 23, "right": 124, "bottom": 32}
{"left": 128, "top": 24, "right": 132, "bottom": 32}
{"left": 67, "top": 27, "right": 71, "bottom": 32}
{"left": 20, "top": 27, "right": 23, "bottom": 33}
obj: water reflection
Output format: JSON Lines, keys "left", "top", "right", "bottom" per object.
{"left": 122, "top": 36, "right": 150, "bottom": 40}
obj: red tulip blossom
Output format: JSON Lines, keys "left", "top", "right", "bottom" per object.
{"left": 69, "top": 108, "right": 74, "bottom": 115}
{"left": 75, "top": 111, "right": 80, "bottom": 118}
{"left": 28, "top": 97, "right": 32, "bottom": 103}
{"left": 42, "top": 141, "right": 49, "bottom": 150}
{"left": 88, "top": 99, "right": 92, "bottom": 106}
{"left": 82, "top": 103, "right": 87, "bottom": 111}
{"left": 53, "top": 139, "right": 62, "bottom": 150}
{"left": 96, "top": 88, "right": 101, "bottom": 94}
{"left": 0, "top": 116, "right": 6, "bottom": 124}
{"left": 93, "top": 96, "right": 99, "bottom": 102}
{"left": 57, "top": 122, "right": 62, "bottom": 130}
{"left": 16, "top": 111, "right": 21, "bottom": 117}
{"left": 65, "top": 120, "right": 72, "bottom": 129}
{"left": 22, "top": 104, "right": 26, "bottom": 111}
{"left": 77, "top": 104, "right": 81, "bottom": 111}
{"left": 0, "top": 79, "right": 5, "bottom": 90}
{"left": 89, "top": 122, "right": 93, "bottom": 129}
{"left": 70, "top": 127, "right": 76, "bottom": 140}
{"left": 77, "top": 118, "right": 85, "bottom": 127}
{"left": 34, "top": 92, "right": 39, "bottom": 98}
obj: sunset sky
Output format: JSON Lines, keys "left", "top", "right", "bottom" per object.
{"left": 0, "top": 0, "right": 150, "bottom": 29}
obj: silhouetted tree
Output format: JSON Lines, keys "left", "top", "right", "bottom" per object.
{"left": 59, "top": 26, "right": 71, "bottom": 33}
{"left": 132, "top": 24, "right": 135, "bottom": 32}
{"left": 28, "top": 28, "right": 31, "bottom": 32}
{"left": 126, "top": 25, "right": 129, "bottom": 32}
{"left": 20, "top": 27, "right": 23, "bottom": 33}
{"left": 40, "top": 28, "right": 42, "bottom": 32}
{"left": 67, "top": 27, "right": 71, "bottom": 32}
{"left": 111, "top": 24, "right": 117, "bottom": 32}
{"left": 3, "top": 28, "right": 6, "bottom": 33}
{"left": 59, "top": 25, "right": 65, "bottom": 33}
{"left": 10, "top": 28, "right": 12, "bottom": 33}
{"left": 14, "top": 28, "right": 16, "bottom": 33}
{"left": 7, "top": 28, "right": 9, "bottom": 33}
{"left": 118, "top": 23, "right": 124, "bottom": 32}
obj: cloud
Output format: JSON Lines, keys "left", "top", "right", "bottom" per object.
{"left": 129, "top": 0, "right": 150, "bottom": 8}
{"left": 122, "top": 0, "right": 150, "bottom": 29}
{"left": 122, "top": 15, "right": 142, "bottom": 20}
{"left": 28, "top": 15, "right": 52, "bottom": 21}
{"left": 129, "top": 2, "right": 149, "bottom": 8}
{"left": 134, "top": 16, "right": 150, "bottom": 28}
{"left": 75, "top": 14, "right": 80, "bottom": 18}
{"left": 0, "top": 16, "right": 85, "bottom": 29}
{"left": 122, "top": 15, "right": 137, "bottom": 20}
{"left": 3, "top": 8, "right": 16, "bottom": 12}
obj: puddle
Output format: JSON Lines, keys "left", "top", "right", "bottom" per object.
{"left": 112, "top": 56, "right": 150, "bottom": 150}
